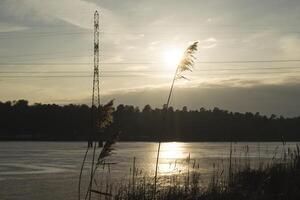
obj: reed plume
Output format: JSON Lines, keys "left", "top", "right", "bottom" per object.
{"left": 98, "top": 99, "right": 114, "bottom": 129}
{"left": 154, "top": 41, "right": 198, "bottom": 193}
{"left": 78, "top": 100, "right": 115, "bottom": 200}
{"left": 84, "top": 132, "right": 120, "bottom": 200}
{"left": 97, "top": 131, "right": 120, "bottom": 164}
{"left": 176, "top": 41, "right": 198, "bottom": 80}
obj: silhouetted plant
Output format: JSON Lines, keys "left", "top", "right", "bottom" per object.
{"left": 154, "top": 41, "right": 198, "bottom": 193}
{"left": 78, "top": 100, "right": 115, "bottom": 200}
{"left": 115, "top": 144, "right": 300, "bottom": 200}
{"left": 84, "top": 132, "right": 120, "bottom": 200}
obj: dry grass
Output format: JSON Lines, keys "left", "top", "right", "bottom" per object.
{"left": 88, "top": 144, "right": 300, "bottom": 200}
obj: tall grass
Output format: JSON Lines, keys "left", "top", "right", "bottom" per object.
{"left": 84, "top": 132, "right": 119, "bottom": 200}
{"left": 91, "top": 144, "right": 300, "bottom": 200}
{"left": 78, "top": 100, "right": 115, "bottom": 200}
{"left": 154, "top": 42, "right": 198, "bottom": 192}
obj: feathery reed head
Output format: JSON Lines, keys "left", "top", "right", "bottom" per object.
{"left": 97, "top": 131, "right": 120, "bottom": 164}
{"left": 98, "top": 99, "right": 115, "bottom": 129}
{"left": 177, "top": 41, "right": 198, "bottom": 79}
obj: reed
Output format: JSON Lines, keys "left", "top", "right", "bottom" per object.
{"left": 154, "top": 42, "right": 198, "bottom": 193}
{"left": 84, "top": 132, "right": 120, "bottom": 200}
{"left": 115, "top": 144, "right": 300, "bottom": 200}
{"left": 78, "top": 100, "right": 116, "bottom": 200}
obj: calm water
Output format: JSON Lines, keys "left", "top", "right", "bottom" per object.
{"left": 0, "top": 141, "right": 299, "bottom": 200}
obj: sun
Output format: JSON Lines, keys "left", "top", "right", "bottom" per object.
{"left": 163, "top": 48, "right": 183, "bottom": 67}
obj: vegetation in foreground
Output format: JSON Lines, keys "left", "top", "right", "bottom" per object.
{"left": 89, "top": 145, "right": 300, "bottom": 200}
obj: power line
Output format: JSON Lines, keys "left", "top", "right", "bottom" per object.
{"left": 1, "top": 29, "right": 300, "bottom": 40}
{"left": 0, "top": 75, "right": 147, "bottom": 78}
{"left": 198, "top": 60, "right": 300, "bottom": 64}
{"left": 0, "top": 71, "right": 298, "bottom": 79}
{"left": 1, "top": 59, "right": 300, "bottom": 65}
{"left": 13, "top": 24, "right": 300, "bottom": 28}
{"left": 0, "top": 31, "right": 92, "bottom": 40}
{"left": 1, "top": 66, "right": 300, "bottom": 74}
{"left": 0, "top": 51, "right": 93, "bottom": 59}
{"left": 1, "top": 27, "right": 300, "bottom": 35}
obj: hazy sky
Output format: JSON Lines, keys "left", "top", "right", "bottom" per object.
{"left": 1, "top": 0, "right": 300, "bottom": 116}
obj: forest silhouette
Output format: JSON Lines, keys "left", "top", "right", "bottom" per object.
{"left": 0, "top": 99, "right": 299, "bottom": 141}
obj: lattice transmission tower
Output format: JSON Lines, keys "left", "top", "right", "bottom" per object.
{"left": 88, "top": 10, "right": 100, "bottom": 147}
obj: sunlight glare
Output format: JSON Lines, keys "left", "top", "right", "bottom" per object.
{"left": 163, "top": 48, "right": 183, "bottom": 67}
{"left": 157, "top": 142, "right": 187, "bottom": 174}
{"left": 160, "top": 142, "right": 186, "bottom": 159}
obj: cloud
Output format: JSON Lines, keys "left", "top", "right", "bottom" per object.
{"left": 279, "top": 35, "right": 300, "bottom": 58}
{"left": 201, "top": 38, "right": 217, "bottom": 49}
{"left": 108, "top": 86, "right": 299, "bottom": 117}
{"left": 97, "top": 78, "right": 300, "bottom": 117}
{"left": 0, "top": 0, "right": 121, "bottom": 30}
{"left": 0, "top": 22, "right": 27, "bottom": 32}
{"left": 125, "top": 65, "right": 149, "bottom": 71}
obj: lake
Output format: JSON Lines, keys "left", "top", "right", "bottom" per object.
{"left": 0, "top": 141, "right": 299, "bottom": 200}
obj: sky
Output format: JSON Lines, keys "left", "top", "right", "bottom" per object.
{"left": 0, "top": 0, "right": 300, "bottom": 117}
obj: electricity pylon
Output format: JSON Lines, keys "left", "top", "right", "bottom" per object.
{"left": 88, "top": 10, "right": 100, "bottom": 147}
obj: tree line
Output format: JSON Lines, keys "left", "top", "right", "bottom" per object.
{"left": 0, "top": 99, "right": 300, "bottom": 141}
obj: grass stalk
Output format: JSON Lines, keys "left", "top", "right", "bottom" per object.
{"left": 132, "top": 156, "right": 136, "bottom": 193}
{"left": 78, "top": 145, "right": 90, "bottom": 200}
{"left": 229, "top": 142, "right": 233, "bottom": 183}
{"left": 187, "top": 153, "right": 191, "bottom": 189}
{"left": 87, "top": 141, "right": 97, "bottom": 200}
{"left": 154, "top": 42, "right": 198, "bottom": 195}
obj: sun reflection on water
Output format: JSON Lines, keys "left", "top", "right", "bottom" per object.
{"left": 160, "top": 142, "right": 186, "bottom": 159}
{"left": 158, "top": 142, "right": 188, "bottom": 175}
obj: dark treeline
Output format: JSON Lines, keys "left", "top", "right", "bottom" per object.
{"left": 1, "top": 99, "right": 300, "bottom": 141}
